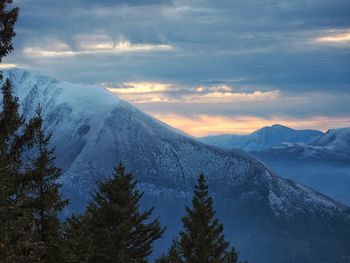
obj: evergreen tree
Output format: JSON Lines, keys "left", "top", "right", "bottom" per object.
{"left": 64, "top": 163, "right": 164, "bottom": 263}
{"left": 0, "top": 0, "right": 19, "bottom": 63}
{"left": 0, "top": 79, "right": 23, "bottom": 212}
{"left": 0, "top": 79, "right": 34, "bottom": 262}
{"left": 0, "top": 2, "right": 36, "bottom": 258}
{"left": 0, "top": 5, "right": 21, "bottom": 256}
{"left": 26, "top": 107, "right": 68, "bottom": 262}
{"left": 159, "top": 174, "right": 239, "bottom": 263}
{"left": 1, "top": 2, "right": 68, "bottom": 261}
{"left": 0, "top": 0, "right": 21, "bottom": 239}
{"left": 63, "top": 214, "right": 94, "bottom": 263}
{"left": 155, "top": 240, "right": 183, "bottom": 263}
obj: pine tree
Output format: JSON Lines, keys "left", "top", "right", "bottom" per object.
{"left": 159, "top": 174, "right": 239, "bottom": 263}
{"left": 26, "top": 107, "right": 68, "bottom": 262}
{"left": 0, "top": 79, "right": 23, "bottom": 209}
{"left": 1, "top": 2, "right": 61, "bottom": 261}
{"left": 0, "top": 5, "right": 34, "bottom": 255}
{"left": 0, "top": 79, "right": 35, "bottom": 262}
{"left": 0, "top": 0, "right": 19, "bottom": 63}
{"left": 63, "top": 214, "right": 94, "bottom": 263}
{"left": 0, "top": 5, "right": 21, "bottom": 256}
{"left": 0, "top": 79, "right": 46, "bottom": 263}
{"left": 155, "top": 240, "right": 183, "bottom": 263}
{"left": 64, "top": 163, "right": 165, "bottom": 263}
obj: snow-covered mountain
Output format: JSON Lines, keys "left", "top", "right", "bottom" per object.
{"left": 311, "top": 127, "right": 350, "bottom": 156}
{"left": 257, "top": 128, "right": 350, "bottom": 161}
{"left": 199, "top": 124, "right": 322, "bottom": 152}
{"left": 253, "top": 128, "right": 350, "bottom": 207}
{"left": 198, "top": 123, "right": 350, "bottom": 206}
{"left": 1, "top": 69, "right": 350, "bottom": 263}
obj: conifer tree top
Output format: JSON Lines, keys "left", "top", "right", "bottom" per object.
{"left": 65, "top": 163, "right": 164, "bottom": 263}
{"left": 0, "top": 0, "right": 19, "bottom": 63}
{"left": 178, "top": 173, "right": 239, "bottom": 263}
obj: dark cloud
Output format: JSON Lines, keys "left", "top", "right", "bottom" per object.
{"left": 4, "top": 0, "right": 350, "bottom": 123}
{"left": 135, "top": 92, "right": 350, "bottom": 119}
{"left": 17, "top": 0, "right": 172, "bottom": 8}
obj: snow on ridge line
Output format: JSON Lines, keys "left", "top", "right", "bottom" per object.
{"left": 1, "top": 68, "right": 122, "bottom": 110}
{"left": 0, "top": 68, "right": 203, "bottom": 142}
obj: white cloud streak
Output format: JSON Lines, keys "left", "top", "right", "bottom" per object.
{"left": 107, "top": 82, "right": 280, "bottom": 104}
{"left": 312, "top": 30, "right": 350, "bottom": 46}
{"left": 0, "top": 63, "right": 18, "bottom": 69}
{"left": 23, "top": 40, "right": 175, "bottom": 58}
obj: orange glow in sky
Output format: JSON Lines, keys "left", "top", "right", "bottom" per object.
{"left": 107, "top": 82, "right": 350, "bottom": 137}
{"left": 150, "top": 113, "right": 350, "bottom": 136}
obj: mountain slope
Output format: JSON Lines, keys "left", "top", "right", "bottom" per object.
{"left": 199, "top": 124, "right": 323, "bottom": 151}
{"left": 1, "top": 69, "right": 350, "bottom": 263}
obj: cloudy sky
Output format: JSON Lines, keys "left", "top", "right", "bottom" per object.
{"left": 3, "top": 0, "right": 350, "bottom": 136}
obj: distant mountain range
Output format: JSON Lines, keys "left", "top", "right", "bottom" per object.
{"left": 199, "top": 124, "right": 323, "bottom": 152}
{"left": 254, "top": 128, "right": 350, "bottom": 206}
{"left": 199, "top": 124, "right": 350, "bottom": 206}
{"left": 1, "top": 69, "right": 350, "bottom": 263}
{"left": 262, "top": 127, "right": 350, "bottom": 161}
{"left": 199, "top": 125, "right": 350, "bottom": 161}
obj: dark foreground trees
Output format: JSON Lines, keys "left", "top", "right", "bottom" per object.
{"left": 0, "top": 0, "right": 19, "bottom": 62}
{"left": 157, "top": 174, "right": 240, "bottom": 263}
{"left": 0, "top": 3, "right": 33, "bottom": 258}
{"left": 0, "top": 83, "right": 68, "bottom": 262}
{"left": 1, "top": 2, "right": 67, "bottom": 259}
{"left": 0, "top": 1, "right": 21, "bottom": 259}
{"left": 64, "top": 163, "right": 165, "bottom": 263}
{"left": 26, "top": 108, "right": 68, "bottom": 262}
{"left": 0, "top": 74, "right": 33, "bottom": 262}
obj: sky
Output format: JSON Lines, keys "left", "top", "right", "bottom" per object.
{"left": 2, "top": 0, "right": 350, "bottom": 136}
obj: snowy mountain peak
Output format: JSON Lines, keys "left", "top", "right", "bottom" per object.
{"left": 272, "top": 124, "right": 288, "bottom": 128}
{"left": 1, "top": 68, "right": 122, "bottom": 114}
{"left": 256, "top": 124, "right": 293, "bottom": 132}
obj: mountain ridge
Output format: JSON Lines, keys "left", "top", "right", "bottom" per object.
{"left": 257, "top": 127, "right": 350, "bottom": 161}
{"left": 1, "top": 68, "right": 349, "bottom": 263}
{"left": 199, "top": 124, "right": 323, "bottom": 151}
